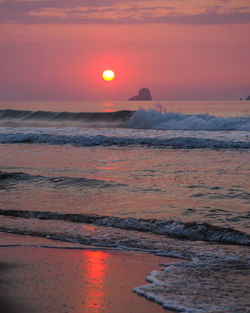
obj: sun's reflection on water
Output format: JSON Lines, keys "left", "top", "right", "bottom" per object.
{"left": 103, "top": 101, "right": 115, "bottom": 108}
{"left": 84, "top": 250, "right": 107, "bottom": 312}
{"left": 103, "top": 101, "right": 115, "bottom": 112}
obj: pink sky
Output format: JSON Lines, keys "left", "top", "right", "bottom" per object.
{"left": 0, "top": 0, "right": 250, "bottom": 100}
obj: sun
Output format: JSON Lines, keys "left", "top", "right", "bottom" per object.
{"left": 102, "top": 69, "right": 115, "bottom": 81}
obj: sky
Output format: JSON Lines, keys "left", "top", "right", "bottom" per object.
{"left": 0, "top": 0, "right": 250, "bottom": 100}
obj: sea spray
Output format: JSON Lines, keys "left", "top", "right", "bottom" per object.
{"left": 126, "top": 108, "right": 250, "bottom": 131}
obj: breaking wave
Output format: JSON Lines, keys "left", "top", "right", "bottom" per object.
{"left": 0, "top": 209, "right": 249, "bottom": 246}
{"left": 127, "top": 108, "right": 250, "bottom": 131}
{"left": 0, "top": 108, "right": 249, "bottom": 131}
{"left": 0, "top": 132, "right": 249, "bottom": 149}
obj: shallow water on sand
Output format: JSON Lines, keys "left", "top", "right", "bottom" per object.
{"left": 0, "top": 245, "right": 172, "bottom": 313}
{"left": 0, "top": 144, "right": 249, "bottom": 233}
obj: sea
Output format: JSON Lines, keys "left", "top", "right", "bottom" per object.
{"left": 0, "top": 100, "right": 250, "bottom": 313}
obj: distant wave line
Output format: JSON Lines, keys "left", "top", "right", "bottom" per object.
{"left": 0, "top": 132, "right": 249, "bottom": 149}
{"left": 0, "top": 171, "right": 121, "bottom": 188}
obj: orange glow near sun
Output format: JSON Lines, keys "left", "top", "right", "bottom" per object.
{"left": 102, "top": 69, "right": 115, "bottom": 81}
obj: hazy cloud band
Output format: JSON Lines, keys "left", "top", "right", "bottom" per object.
{"left": 0, "top": 0, "right": 250, "bottom": 24}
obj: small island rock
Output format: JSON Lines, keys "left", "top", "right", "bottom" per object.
{"left": 246, "top": 96, "right": 250, "bottom": 100}
{"left": 128, "top": 88, "right": 152, "bottom": 101}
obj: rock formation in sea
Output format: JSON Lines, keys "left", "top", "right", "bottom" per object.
{"left": 246, "top": 96, "right": 250, "bottom": 100}
{"left": 128, "top": 88, "right": 152, "bottom": 100}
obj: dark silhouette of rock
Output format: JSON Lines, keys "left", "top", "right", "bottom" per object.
{"left": 246, "top": 96, "right": 250, "bottom": 100}
{"left": 128, "top": 88, "right": 152, "bottom": 100}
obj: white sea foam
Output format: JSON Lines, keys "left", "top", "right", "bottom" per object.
{"left": 134, "top": 258, "right": 250, "bottom": 313}
{"left": 126, "top": 108, "right": 250, "bottom": 131}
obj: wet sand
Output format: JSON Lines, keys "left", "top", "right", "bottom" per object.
{"left": 0, "top": 234, "right": 179, "bottom": 313}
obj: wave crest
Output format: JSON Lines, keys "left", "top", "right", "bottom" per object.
{"left": 0, "top": 209, "right": 249, "bottom": 246}
{"left": 126, "top": 108, "right": 250, "bottom": 131}
{"left": 0, "top": 109, "right": 133, "bottom": 127}
{"left": 1, "top": 108, "right": 250, "bottom": 131}
{"left": 0, "top": 132, "right": 249, "bottom": 149}
{"left": 0, "top": 171, "right": 118, "bottom": 188}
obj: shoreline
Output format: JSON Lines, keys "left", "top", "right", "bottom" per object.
{"left": 0, "top": 233, "right": 179, "bottom": 313}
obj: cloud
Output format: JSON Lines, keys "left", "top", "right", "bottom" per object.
{"left": 0, "top": 0, "right": 250, "bottom": 24}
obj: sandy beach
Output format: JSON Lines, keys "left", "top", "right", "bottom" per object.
{"left": 0, "top": 232, "right": 179, "bottom": 313}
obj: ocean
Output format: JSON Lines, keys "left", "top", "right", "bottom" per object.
{"left": 0, "top": 100, "right": 249, "bottom": 312}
